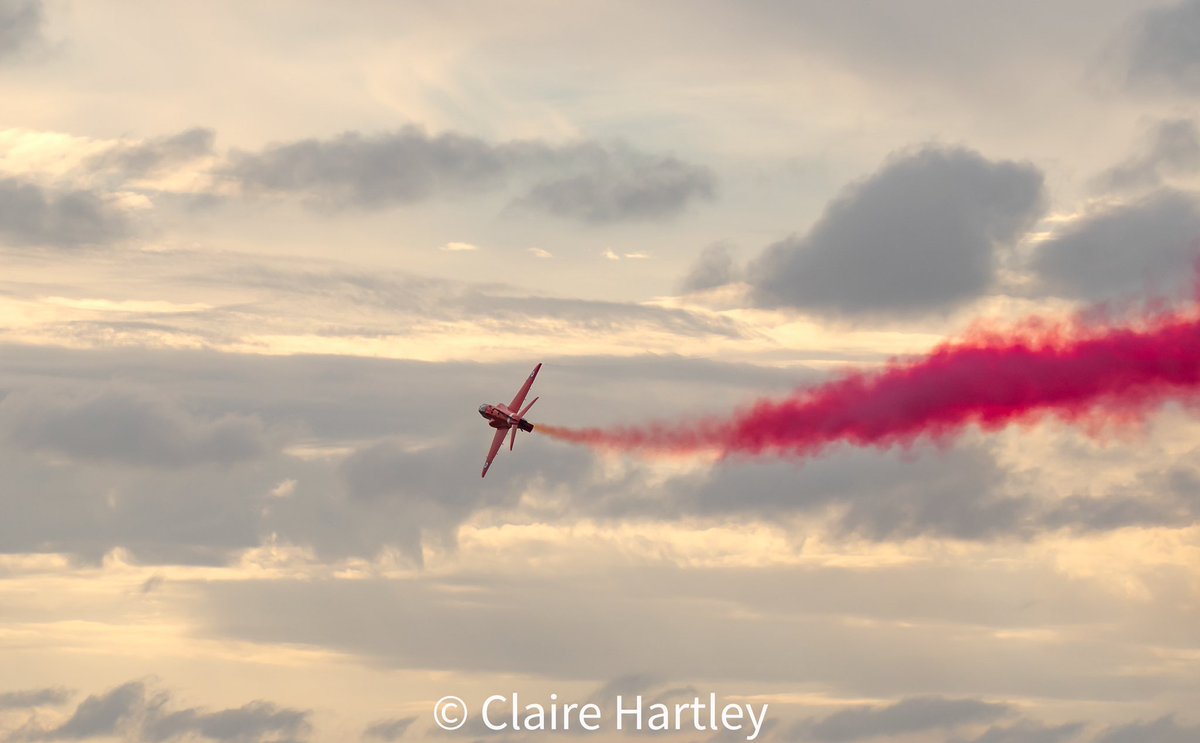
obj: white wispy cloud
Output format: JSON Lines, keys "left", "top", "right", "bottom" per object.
{"left": 603, "top": 249, "right": 651, "bottom": 261}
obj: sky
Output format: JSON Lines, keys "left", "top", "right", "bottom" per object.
{"left": 2, "top": 1, "right": 1200, "bottom": 742}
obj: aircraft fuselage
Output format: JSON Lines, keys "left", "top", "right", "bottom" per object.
{"left": 478, "top": 403, "right": 535, "bottom": 432}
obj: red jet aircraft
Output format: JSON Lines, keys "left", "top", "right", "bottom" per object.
{"left": 478, "top": 362, "right": 541, "bottom": 477}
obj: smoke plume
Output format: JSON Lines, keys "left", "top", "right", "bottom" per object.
{"left": 539, "top": 302, "right": 1200, "bottom": 459}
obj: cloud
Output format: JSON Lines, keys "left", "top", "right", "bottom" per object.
{"left": 795, "top": 696, "right": 1011, "bottom": 741}
{"left": 225, "top": 126, "right": 506, "bottom": 206}
{"left": 224, "top": 126, "right": 714, "bottom": 223}
{"left": 331, "top": 436, "right": 586, "bottom": 561}
{"left": 24, "top": 682, "right": 144, "bottom": 741}
{"left": 2, "top": 248, "right": 749, "bottom": 353}
{"left": 0, "top": 381, "right": 285, "bottom": 563}
{"left": 528, "top": 247, "right": 553, "bottom": 258}
{"left": 192, "top": 546, "right": 1200, "bottom": 700}
{"left": 269, "top": 479, "right": 296, "bottom": 499}
{"left": 217, "top": 261, "right": 747, "bottom": 338}
{"left": 363, "top": 717, "right": 415, "bottom": 741}
{"left": 746, "top": 146, "right": 1045, "bottom": 318}
{"left": 142, "top": 701, "right": 309, "bottom": 743}
{"left": 1122, "top": 0, "right": 1200, "bottom": 97}
{"left": 13, "top": 680, "right": 310, "bottom": 742}
{"left": 1096, "top": 119, "right": 1200, "bottom": 192}
{"left": 681, "top": 242, "right": 739, "bottom": 291}
{"left": 643, "top": 444, "right": 1027, "bottom": 543}
{"left": 957, "top": 719, "right": 1085, "bottom": 743}
{"left": 0, "top": 688, "right": 71, "bottom": 711}
{"left": 440, "top": 241, "right": 478, "bottom": 252}
{"left": 0, "top": 178, "right": 129, "bottom": 248}
{"left": 0, "top": 0, "right": 41, "bottom": 59}
{"left": 517, "top": 143, "right": 714, "bottom": 223}
{"left": 1030, "top": 190, "right": 1200, "bottom": 300}
{"left": 1043, "top": 467, "right": 1200, "bottom": 532}
{"left": 1093, "top": 715, "right": 1200, "bottom": 743}
{"left": 574, "top": 435, "right": 1200, "bottom": 544}
{"left": 601, "top": 249, "right": 653, "bottom": 261}
{"left": 86, "top": 127, "right": 216, "bottom": 179}
{"left": 0, "top": 438, "right": 275, "bottom": 563}
{"left": 0, "top": 386, "right": 273, "bottom": 467}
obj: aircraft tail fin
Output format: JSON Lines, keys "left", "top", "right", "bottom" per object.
{"left": 519, "top": 397, "right": 538, "bottom": 418}
{"left": 510, "top": 396, "right": 540, "bottom": 451}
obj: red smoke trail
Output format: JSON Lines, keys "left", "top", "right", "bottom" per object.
{"left": 538, "top": 303, "right": 1200, "bottom": 459}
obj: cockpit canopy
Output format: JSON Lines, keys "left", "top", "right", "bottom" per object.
{"left": 478, "top": 404, "right": 488, "bottom": 414}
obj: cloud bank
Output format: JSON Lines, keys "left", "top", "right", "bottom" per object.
{"left": 746, "top": 146, "right": 1044, "bottom": 318}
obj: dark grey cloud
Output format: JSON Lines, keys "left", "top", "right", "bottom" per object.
{"left": 12, "top": 680, "right": 309, "bottom": 742}
{"left": 0, "top": 435, "right": 291, "bottom": 564}
{"left": 957, "top": 719, "right": 1085, "bottom": 743}
{"left": 142, "top": 701, "right": 310, "bottom": 743}
{"left": 363, "top": 717, "right": 415, "bottom": 742}
{"left": 516, "top": 142, "right": 715, "bottom": 223}
{"left": 0, "top": 179, "right": 128, "bottom": 248}
{"left": 0, "top": 688, "right": 71, "bottom": 711}
{"left": 0, "top": 386, "right": 273, "bottom": 467}
{"left": 1123, "top": 0, "right": 1200, "bottom": 97}
{"left": 1096, "top": 119, "right": 1200, "bottom": 192}
{"left": 22, "top": 681, "right": 143, "bottom": 740}
{"left": 649, "top": 443, "right": 1200, "bottom": 544}
{"left": 329, "top": 436, "right": 571, "bottom": 562}
{"left": 681, "top": 242, "right": 740, "bottom": 292}
{"left": 1044, "top": 466, "right": 1200, "bottom": 532}
{"left": 606, "top": 444, "right": 1027, "bottom": 543}
{"left": 0, "top": 0, "right": 40, "bottom": 59}
{"left": 88, "top": 128, "right": 215, "bottom": 178}
{"left": 1030, "top": 190, "right": 1200, "bottom": 301}
{"left": 746, "top": 146, "right": 1045, "bottom": 318}
{"left": 1093, "top": 715, "right": 1200, "bottom": 743}
{"left": 0, "top": 380, "right": 282, "bottom": 563}
{"left": 225, "top": 126, "right": 507, "bottom": 206}
{"left": 794, "top": 696, "right": 1010, "bottom": 742}
{"left": 224, "top": 126, "right": 714, "bottom": 223}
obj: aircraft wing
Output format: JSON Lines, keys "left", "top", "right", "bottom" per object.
{"left": 508, "top": 363, "right": 542, "bottom": 412}
{"left": 481, "top": 427, "right": 507, "bottom": 478}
